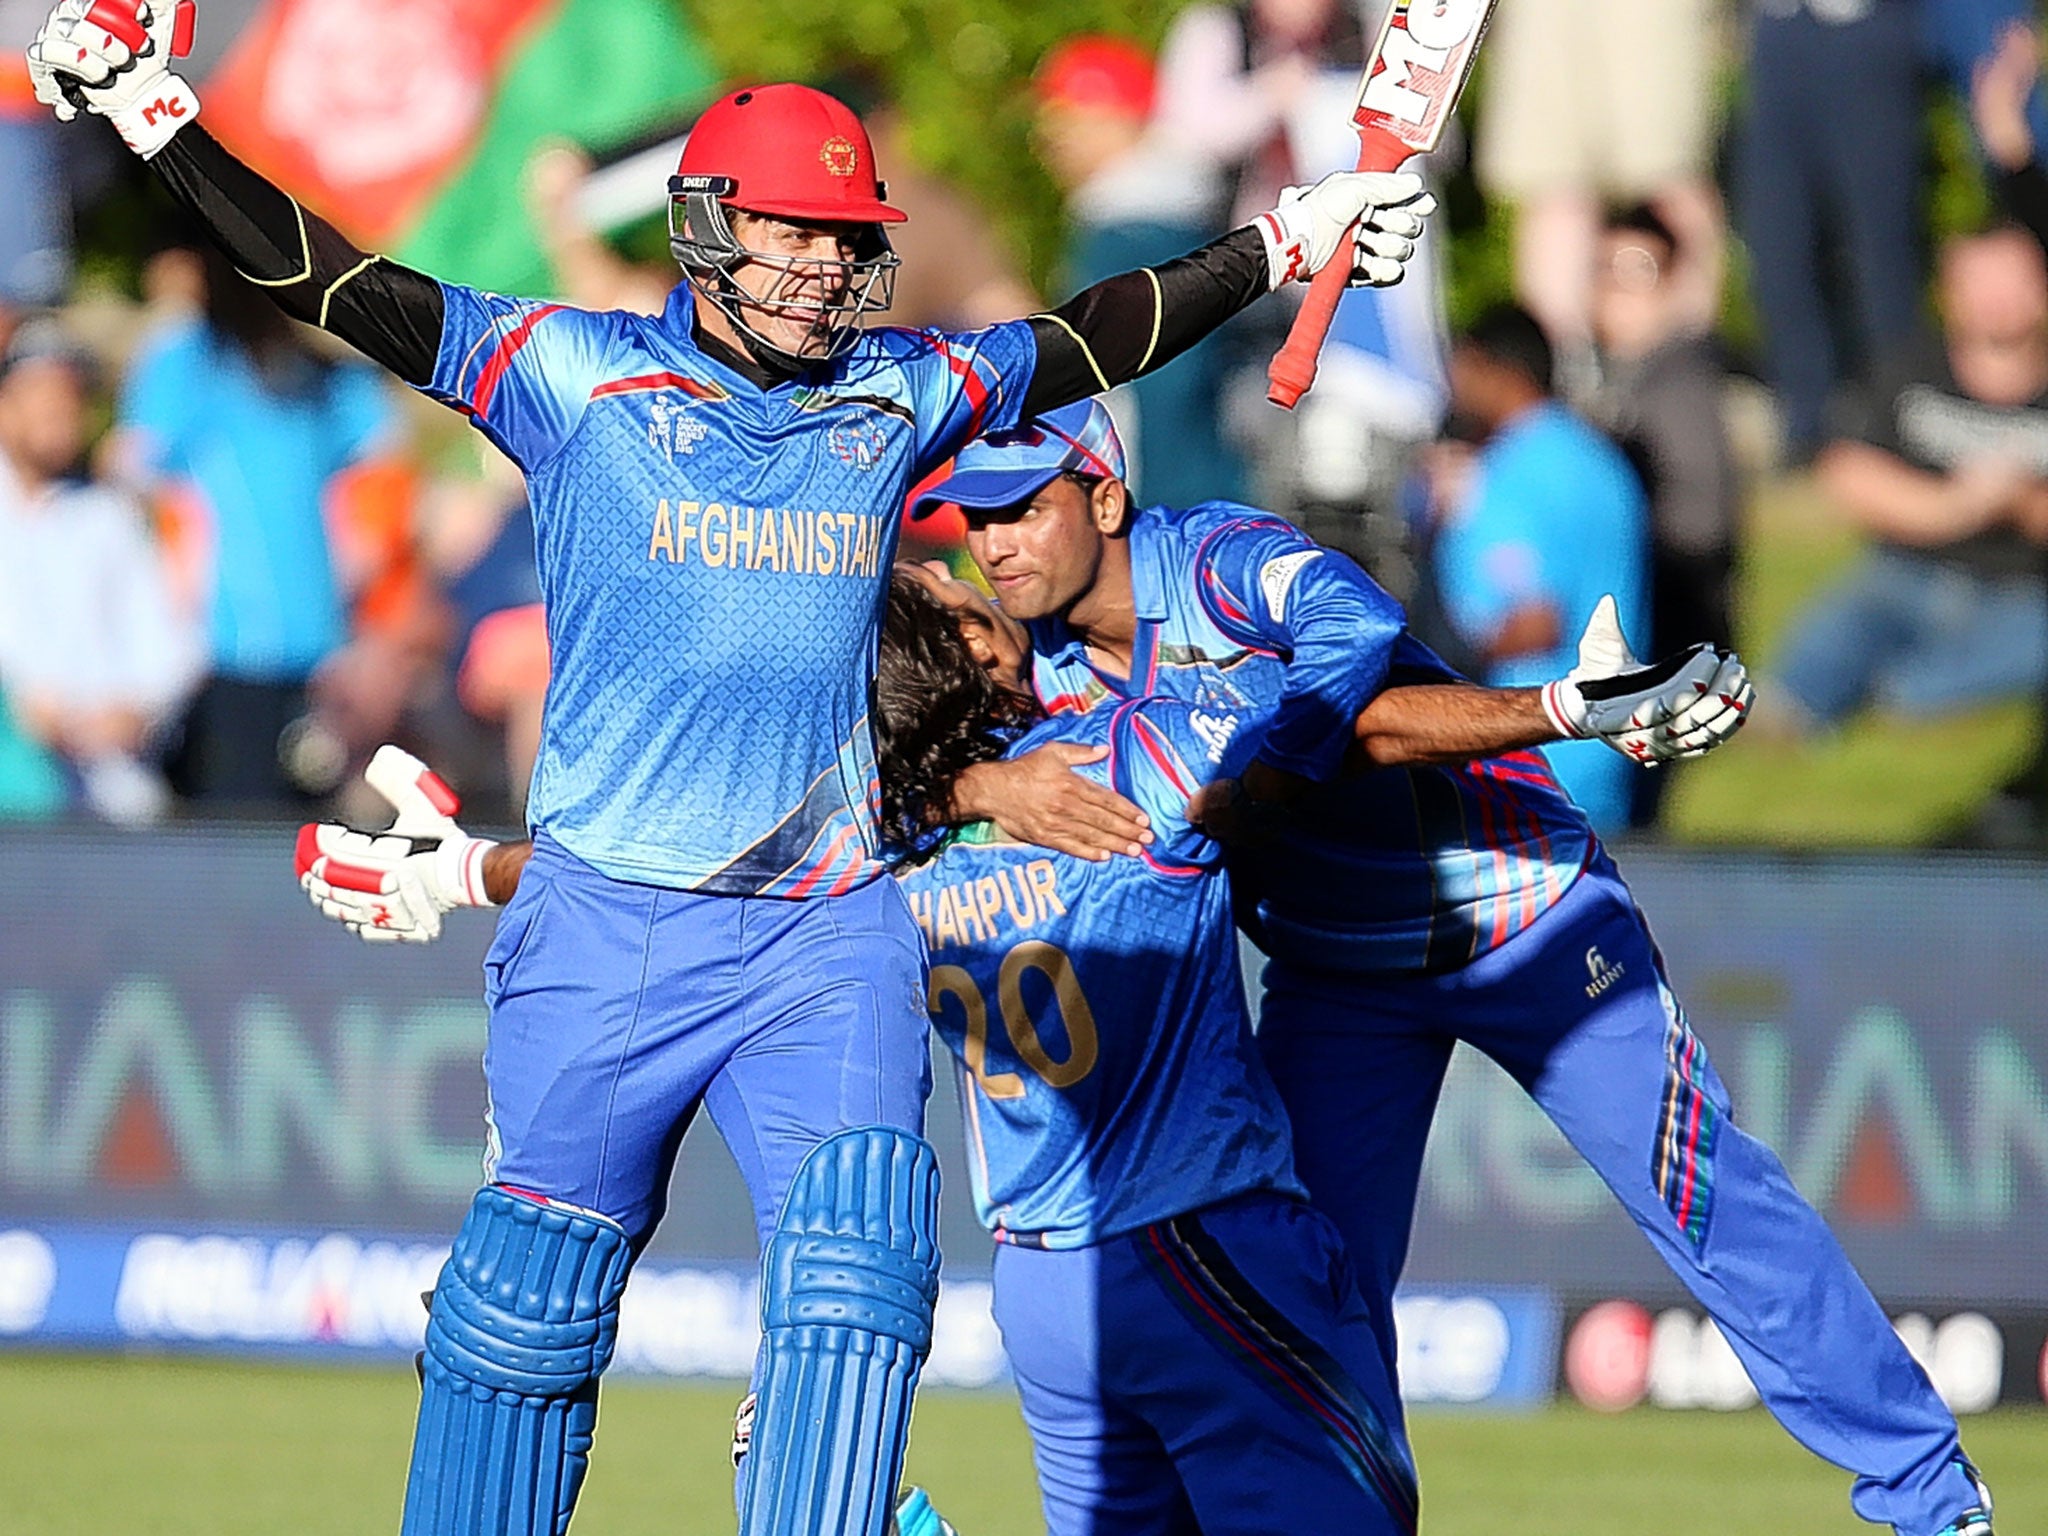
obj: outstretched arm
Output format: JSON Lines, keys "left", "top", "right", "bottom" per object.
{"left": 29, "top": 0, "right": 443, "bottom": 383}
{"left": 1020, "top": 173, "right": 1435, "bottom": 417}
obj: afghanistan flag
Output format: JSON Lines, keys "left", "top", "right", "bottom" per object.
{"left": 197, "top": 0, "right": 717, "bottom": 296}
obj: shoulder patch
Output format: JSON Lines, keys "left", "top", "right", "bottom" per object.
{"left": 1259, "top": 549, "right": 1323, "bottom": 623}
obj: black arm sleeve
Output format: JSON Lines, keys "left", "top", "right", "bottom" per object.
{"left": 1022, "top": 224, "right": 1268, "bottom": 417}
{"left": 1994, "top": 161, "right": 2048, "bottom": 256}
{"left": 149, "top": 127, "right": 445, "bottom": 386}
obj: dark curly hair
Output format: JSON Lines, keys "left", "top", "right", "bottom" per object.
{"left": 875, "top": 571, "right": 1042, "bottom": 861}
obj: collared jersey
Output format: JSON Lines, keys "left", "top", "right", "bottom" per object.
{"left": 1026, "top": 502, "right": 1594, "bottom": 976}
{"left": 900, "top": 699, "right": 1299, "bottom": 1248}
{"left": 423, "top": 282, "right": 1034, "bottom": 893}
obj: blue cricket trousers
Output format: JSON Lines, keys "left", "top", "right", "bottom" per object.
{"left": 480, "top": 832, "right": 932, "bottom": 1251}
{"left": 992, "top": 1191, "right": 1418, "bottom": 1536}
{"left": 1258, "top": 848, "right": 1974, "bottom": 1536}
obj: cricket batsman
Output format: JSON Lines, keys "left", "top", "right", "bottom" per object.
{"left": 24, "top": 3, "right": 1436, "bottom": 1532}
{"left": 905, "top": 401, "right": 1992, "bottom": 1536}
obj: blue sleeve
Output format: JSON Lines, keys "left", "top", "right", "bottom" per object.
{"left": 1188, "top": 511, "right": 1407, "bottom": 780}
{"left": 422, "top": 283, "right": 619, "bottom": 471}
{"left": 1107, "top": 699, "right": 1260, "bottom": 871}
{"left": 906, "top": 320, "right": 1038, "bottom": 475}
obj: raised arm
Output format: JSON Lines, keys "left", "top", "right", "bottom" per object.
{"left": 28, "top": 0, "right": 444, "bottom": 383}
{"left": 1020, "top": 174, "right": 1435, "bottom": 417}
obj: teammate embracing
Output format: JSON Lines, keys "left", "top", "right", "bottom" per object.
{"left": 23, "top": 3, "right": 1437, "bottom": 1533}
{"left": 911, "top": 402, "right": 1992, "bottom": 1536}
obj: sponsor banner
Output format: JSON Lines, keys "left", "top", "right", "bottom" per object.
{"left": 1561, "top": 1299, "right": 2048, "bottom": 1415}
{"left": 0, "top": 1216, "right": 1552, "bottom": 1408}
{"left": 0, "top": 1220, "right": 1010, "bottom": 1389}
{"left": 4, "top": 832, "right": 2046, "bottom": 1312}
{"left": 1393, "top": 1287, "right": 1557, "bottom": 1408}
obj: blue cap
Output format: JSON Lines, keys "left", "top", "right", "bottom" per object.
{"left": 910, "top": 398, "right": 1127, "bottom": 519}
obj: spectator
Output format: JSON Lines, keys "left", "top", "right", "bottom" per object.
{"left": 0, "top": 320, "right": 199, "bottom": 823}
{"left": 112, "top": 245, "right": 399, "bottom": 813}
{"left": 1772, "top": 227, "right": 2048, "bottom": 733}
{"left": 1430, "top": 304, "right": 1651, "bottom": 833}
{"left": 1735, "top": 0, "right": 1924, "bottom": 463}
{"left": 1930, "top": 0, "right": 2048, "bottom": 165}
{"left": 1475, "top": 0, "right": 1724, "bottom": 381}
{"left": 1590, "top": 203, "right": 1741, "bottom": 657}
{"left": 1033, "top": 33, "right": 1245, "bottom": 508}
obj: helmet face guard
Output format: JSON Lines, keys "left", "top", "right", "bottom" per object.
{"left": 668, "top": 175, "right": 899, "bottom": 366}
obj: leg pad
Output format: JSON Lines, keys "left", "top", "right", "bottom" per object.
{"left": 739, "top": 1126, "right": 943, "bottom": 1536}
{"left": 400, "top": 1186, "right": 632, "bottom": 1536}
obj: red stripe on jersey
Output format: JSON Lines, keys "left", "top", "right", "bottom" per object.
{"left": 471, "top": 304, "right": 566, "bottom": 421}
{"left": 588, "top": 370, "right": 724, "bottom": 402}
{"left": 1129, "top": 711, "right": 1199, "bottom": 801}
{"left": 787, "top": 823, "right": 860, "bottom": 899}
{"left": 923, "top": 334, "right": 993, "bottom": 435}
{"left": 293, "top": 823, "right": 322, "bottom": 880}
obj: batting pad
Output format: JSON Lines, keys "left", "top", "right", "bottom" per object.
{"left": 400, "top": 1186, "right": 633, "bottom": 1536}
{"left": 739, "top": 1126, "right": 943, "bottom": 1536}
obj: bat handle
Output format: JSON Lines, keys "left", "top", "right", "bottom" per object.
{"left": 1266, "top": 131, "right": 1416, "bottom": 411}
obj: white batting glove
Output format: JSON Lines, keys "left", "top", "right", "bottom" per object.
{"left": 1541, "top": 596, "right": 1756, "bottom": 765}
{"left": 1257, "top": 171, "right": 1437, "bottom": 290}
{"left": 294, "top": 746, "right": 498, "bottom": 945}
{"left": 27, "top": 0, "right": 198, "bottom": 157}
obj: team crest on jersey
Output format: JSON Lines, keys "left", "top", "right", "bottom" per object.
{"left": 829, "top": 417, "right": 890, "bottom": 472}
{"left": 820, "top": 136, "right": 860, "bottom": 176}
{"left": 649, "top": 398, "right": 709, "bottom": 461}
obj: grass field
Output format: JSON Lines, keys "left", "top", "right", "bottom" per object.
{"left": 5, "top": 1355, "right": 2043, "bottom": 1534}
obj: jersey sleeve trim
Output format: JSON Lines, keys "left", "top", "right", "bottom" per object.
{"left": 470, "top": 303, "right": 569, "bottom": 420}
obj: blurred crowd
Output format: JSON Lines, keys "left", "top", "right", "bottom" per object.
{"left": 8, "top": 0, "right": 2048, "bottom": 842}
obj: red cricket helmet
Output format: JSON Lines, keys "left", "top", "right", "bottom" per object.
{"left": 675, "top": 83, "right": 906, "bottom": 225}
{"left": 668, "top": 83, "right": 905, "bottom": 365}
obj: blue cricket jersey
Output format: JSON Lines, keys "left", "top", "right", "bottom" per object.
{"left": 900, "top": 699, "right": 1300, "bottom": 1248}
{"left": 422, "top": 281, "right": 1035, "bottom": 894}
{"left": 1026, "top": 503, "right": 1594, "bottom": 976}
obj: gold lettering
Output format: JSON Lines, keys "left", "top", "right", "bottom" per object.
{"left": 997, "top": 941, "right": 1099, "bottom": 1089}
{"left": 702, "top": 503, "right": 729, "bottom": 567}
{"left": 952, "top": 878, "right": 988, "bottom": 945}
{"left": 647, "top": 498, "right": 675, "bottom": 563}
{"left": 782, "top": 509, "right": 808, "bottom": 574}
{"left": 754, "top": 507, "right": 780, "bottom": 571}
{"left": 674, "top": 500, "right": 699, "bottom": 566}
{"left": 929, "top": 966, "right": 1025, "bottom": 1101}
{"left": 1025, "top": 859, "right": 1066, "bottom": 920}
{"left": 837, "top": 513, "right": 860, "bottom": 572}
{"left": 933, "top": 886, "right": 962, "bottom": 949}
{"left": 973, "top": 877, "right": 1005, "bottom": 939}
{"left": 730, "top": 505, "right": 755, "bottom": 568}
{"left": 1000, "top": 869, "right": 1035, "bottom": 928}
{"left": 850, "top": 515, "right": 872, "bottom": 579}
{"left": 906, "top": 887, "right": 933, "bottom": 947}
{"left": 816, "top": 515, "right": 839, "bottom": 574}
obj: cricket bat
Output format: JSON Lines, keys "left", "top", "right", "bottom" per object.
{"left": 1266, "top": 0, "right": 1496, "bottom": 409}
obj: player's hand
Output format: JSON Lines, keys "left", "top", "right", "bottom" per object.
{"left": 1542, "top": 596, "right": 1755, "bottom": 765}
{"left": 951, "top": 745, "right": 1152, "bottom": 861}
{"left": 1261, "top": 171, "right": 1437, "bottom": 289}
{"left": 28, "top": 0, "right": 198, "bottom": 156}
{"left": 897, "top": 560, "right": 1032, "bottom": 695}
{"left": 294, "top": 745, "right": 498, "bottom": 944}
